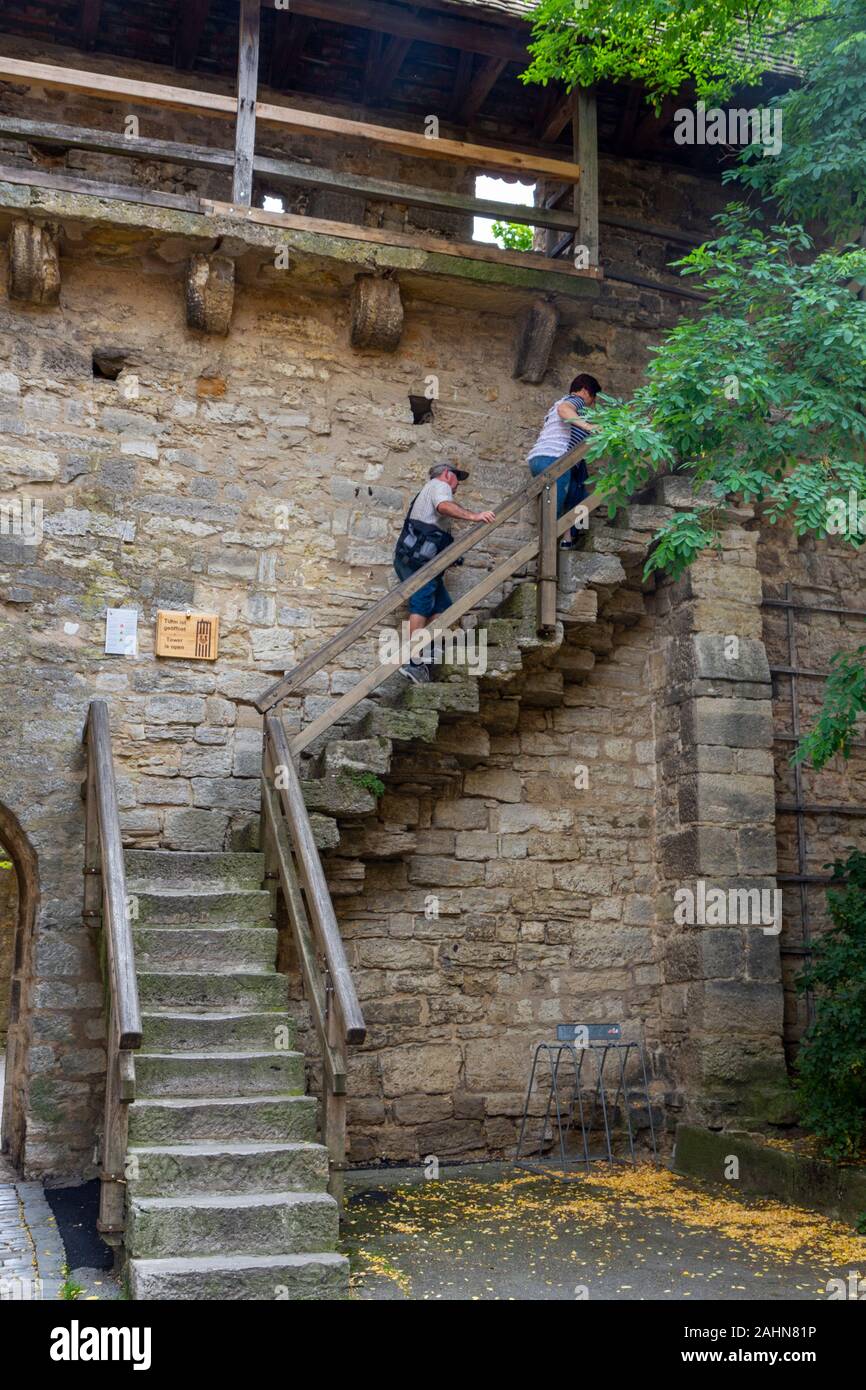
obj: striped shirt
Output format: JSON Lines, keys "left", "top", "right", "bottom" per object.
{"left": 527, "top": 394, "right": 590, "bottom": 463}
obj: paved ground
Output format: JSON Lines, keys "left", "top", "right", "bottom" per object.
{"left": 342, "top": 1162, "right": 866, "bottom": 1301}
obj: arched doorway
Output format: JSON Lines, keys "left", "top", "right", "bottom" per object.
{"left": 0, "top": 805, "right": 38, "bottom": 1172}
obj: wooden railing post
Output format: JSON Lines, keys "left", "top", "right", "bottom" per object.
{"left": 232, "top": 0, "right": 260, "bottom": 205}
{"left": 536, "top": 476, "right": 558, "bottom": 633}
{"left": 83, "top": 700, "right": 142, "bottom": 1251}
{"left": 323, "top": 978, "right": 347, "bottom": 1208}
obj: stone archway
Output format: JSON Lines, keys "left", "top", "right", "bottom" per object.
{"left": 0, "top": 805, "right": 38, "bottom": 1171}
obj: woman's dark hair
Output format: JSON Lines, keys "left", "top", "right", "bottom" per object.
{"left": 570, "top": 373, "right": 601, "bottom": 397}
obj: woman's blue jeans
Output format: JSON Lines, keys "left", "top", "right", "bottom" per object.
{"left": 528, "top": 454, "right": 588, "bottom": 534}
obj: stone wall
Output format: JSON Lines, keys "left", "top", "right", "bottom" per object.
{"left": 0, "top": 51, "right": 739, "bottom": 1179}
{"left": 759, "top": 522, "right": 866, "bottom": 1064}
{"left": 318, "top": 616, "right": 661, "bottom": 1164}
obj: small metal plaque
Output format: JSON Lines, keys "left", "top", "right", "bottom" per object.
{"left": 155, "top": 609, "right": 219, "bottom": 661}
{"left": 556, "top": 1023, "right": 622, "bottom": 1043}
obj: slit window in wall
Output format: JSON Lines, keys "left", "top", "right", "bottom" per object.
{"left": 473, "top": 176, "right": 536, "bottom": 251}
{"left": 409, "top": 394, "right": 434, "bottom": 426}
{"left": 262, "top": 194, "right": 285, "bottom": 212}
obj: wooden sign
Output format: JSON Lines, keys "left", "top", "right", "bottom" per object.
{"left": 155, "top": 610, "right": 219, "bottom": 661}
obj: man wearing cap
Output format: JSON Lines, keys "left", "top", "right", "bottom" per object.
{"left": 393, "top": 463, "right": 495, "bottom": 684}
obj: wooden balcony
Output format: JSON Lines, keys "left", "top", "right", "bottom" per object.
{"left": 0, "top": 37, "right": 601, "bottom": 313}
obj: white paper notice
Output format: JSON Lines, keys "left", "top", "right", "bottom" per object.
{"left": 105, "top": 607, "right": 138, "bottom": 656}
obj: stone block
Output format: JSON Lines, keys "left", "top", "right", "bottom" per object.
{"left": 380, "top": 1045, "right": 460, "bottom": 1098}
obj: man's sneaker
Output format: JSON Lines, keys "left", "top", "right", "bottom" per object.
{"left": 401, "top": 661, "right": 431, "bottom": 684}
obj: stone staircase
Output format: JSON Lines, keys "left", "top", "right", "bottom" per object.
{"left": 123, "top": 848, "right": 347, "bottom": 1300}
{"left": 118, "top": 500, "right": 665, "bottom": 1300}
{"left": 293, "top": 502, "right": 666, "bottom": 880}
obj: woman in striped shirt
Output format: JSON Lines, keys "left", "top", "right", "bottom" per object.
{"left": 527, "top": 373, "right": 601, "bottom": 548}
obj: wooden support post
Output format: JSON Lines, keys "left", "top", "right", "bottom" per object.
{"left": 232, "top": 0, "right": 261, "bottom": 206}
{"left": 573, "top": 87, "right": 599, "bottom": 269}
{"left": 323, "top": 982, "right": 347, "bottom": 1209}
{"left": 537, "top": 477, "right": 558, "bottom": 633}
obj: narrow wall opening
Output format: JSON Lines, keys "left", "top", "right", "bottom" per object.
{"left": 0, "top": 806, "right": 38, "bottom": 1173}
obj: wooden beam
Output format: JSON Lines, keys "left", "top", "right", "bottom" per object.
{"left": 175, "top": 0, "right": 212, "bottom": 70}
{"left": 573, "top": 87, "right": 599, "bottom": 268}
{"left": 270, "top": 13, "right": 314, "bottom": 91}
{"left": 378, "top": 35, "right": 413, "bottom": 98}
{"left": 450, "top": 49, "right": 474, "bottom": 120}
{"left": 0, "top": 57, "right": 582, "bottom": 183}
{"left": 203, "top": 196, "right": 599, "bottom": 275}
{"left": 260, "top": 0, "right": 529, "bottom": 62}
{"left": 232, "top": 0, "right": 261, "bottom": 206}
{"left": 0, "top": 116, "right": 588, "bottom": 233}
{"left": 461, "top": 56, "right": 507, "bottom": 125}
{"left": 79, "top": 0, "right": 102, "bottom": 50}
{"left": 537, "top": 88, "right": 574, "bottom": 144}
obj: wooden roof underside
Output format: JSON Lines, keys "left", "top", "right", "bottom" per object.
{"left": 0, "top": 1, "right": 796, "bottom": 171}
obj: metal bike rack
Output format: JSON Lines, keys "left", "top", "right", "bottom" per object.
{"left": 514, "top": 1024, "right": 657, "bottom": 1180}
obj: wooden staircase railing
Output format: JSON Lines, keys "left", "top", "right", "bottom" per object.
{"left": 254, "top": 438, "right": 601, "bottom": 753}
{"left": 83, "top": 698, "right": 143, "bottom": 1249}
{"left": 260, "top": 715, "right": 366, "bottom": 1205}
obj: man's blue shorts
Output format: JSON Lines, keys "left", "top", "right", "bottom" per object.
{"left": 394, "top": 557, "right": 453, "bottom": 617}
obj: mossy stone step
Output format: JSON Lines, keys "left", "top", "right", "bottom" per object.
{"left": 301, "top": 775, "right": 378, "bottom": 817}
{"left": 401, "top": 679, "right": 479, "bottom": 717}
{"left": 316, "top": 736, "right": 392, "bottom": 779}
{"left": 128, "top": 1251, "right": 348, "bottom": 1301}
{"left": 136, "top": 1050, "right": 304, "bottom": 1099}
{"left": 128, "top": 1095, "right": 317, "bottom": 1146}
{"left": 131, "top": 888, "right": 273, "bottom": 926}
{"left": 127, "top": 1141, "right": 329, "bottom": 1197}
{"left": 140, "top": 1011, "right": 295, "bottom": 1054}
{"left": 133, "top": 926, "right": 278, "bottom": 972}
{"left": 124, "top": 851, "right": 265, "bottom": 890}
{"left": 137, "top": 971, "right": 288, "bottom": 1013}
{"left": 126, "top": 1190, "right": 339, "bottom": 1260}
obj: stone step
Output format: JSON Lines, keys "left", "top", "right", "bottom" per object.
{"left": 128, "top": 1095, "right": 317, "bottom": 1146}
{"left": 137, "top": 970, "right": 288, "bottom": 1012}
{"left": 359, "top": 705, "right": 439, "bottom": 744}
{"left": 124, "top": 851, "right": 265, "bottom": 891}
{"left": 141, "top": 1011, "right": 295, "bottom": 1054}
{"left": 401, "top": 678, "right": 480, "bottom": 718}
{"left": 133, "top": 926, "right": 278, "bottom": 972}
{"left": 316, "top": 736, "right": 391, "bottom": 780}
{"left": 310, "top": 813, "right": 341, "bottom": 852}
{"left": 559, "top": 551, "right": 626, "bottom": 594}
{"left": 135, "top": 1051, "right": 304, "bottom": 1098}
{"left": 301, "top": 775, "right": 378, "bottom": 818}
{"left": 126, "top": 1190, "right": 339, "bottom": 1260}
{"left": 128, "top": 1251, "right": 348, "bottom": 1301}
{"left": 127, "top": 1141, "right": 329, "bottom": 1197}
{"left": 131, "top": 888, "right": 273, "bottom": 926}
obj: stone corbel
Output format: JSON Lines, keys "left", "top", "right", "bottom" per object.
{"left": 513, "top": 297, "right": 559, "bottom": 384}
{"left": 7, "top": 219, "right": 61, "bottom": 305}
{"left": 350, "top": 273, "right": 404, "bottom": 352}
{"left": 186, "top": 254, "right": 236, "bottom": 335}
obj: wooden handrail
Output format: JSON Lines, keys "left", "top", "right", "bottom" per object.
{"left": 255, "top": 438, "right": 594, "bottom": 715}
{"left": 264, "top": 717, "right": 366, "bottom": 1045}
{"left": 83, "top": 701, "right": 142, "bottom": 1051}
{"left": 260, "top": 715, "right": 366, "bottom": 1202}
{"left": 0, "top": 56, "right": 581, "bottom": 183}
{"left": 83, "top": 698, "right": 142, "bottom": 1246}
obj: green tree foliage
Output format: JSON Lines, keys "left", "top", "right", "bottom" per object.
{"left": 528, "top": 0, "right": 866, "bottom": 769}
{"left": 796, "top": 850, "right": 866, "bottom": 1160}
{"left": 490, "top": 220, "right": 534, "bottom": 252}
{"left": 735, "top": 0, "right": 866, "bottom": 238}
{"left": 523, "top": 0, "right": 823, "bottom": 106}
